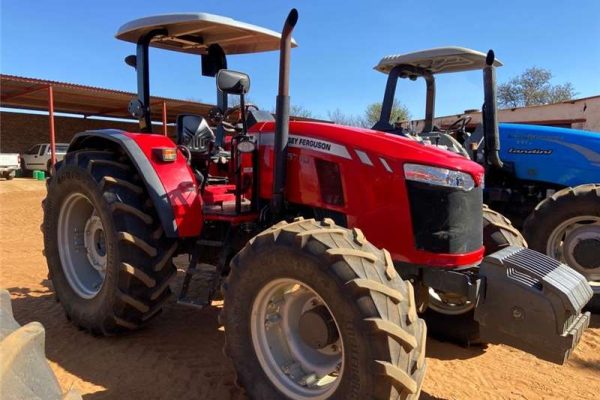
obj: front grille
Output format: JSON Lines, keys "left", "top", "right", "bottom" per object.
{"left": 406, "top": 181, "right": 482, "bottom": 254}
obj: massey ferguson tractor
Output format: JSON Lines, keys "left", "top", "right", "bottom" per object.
{"left": 43, "top": 10, "right": 592, "bottom": 400}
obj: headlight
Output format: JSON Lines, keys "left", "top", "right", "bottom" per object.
{"left": 403, "top": 163, "right": 476, "bottom": 191}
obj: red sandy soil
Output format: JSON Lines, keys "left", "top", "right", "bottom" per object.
{"left": 1, "top": 178, "right": 598, "bottom": 399}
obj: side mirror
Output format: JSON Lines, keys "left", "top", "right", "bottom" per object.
{"left": 216, "top": 70, "right": 250, "bottom": 95}
{"left": 125, "top": 55, "right": 137, "bottom": 69}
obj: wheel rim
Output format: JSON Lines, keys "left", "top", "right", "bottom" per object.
{"left": 546, "top": 215, "right": 600, "bottom": 281}
{"left": 428, "top": 288, "right": 474, "bottom": 315}
{"left": 57, "top": 192, "right": 107, "bottom": 299}
{"left": 250, "top": 278, "right": 343, "bottom": 399}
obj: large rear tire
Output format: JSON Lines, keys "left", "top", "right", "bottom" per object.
{"left": 221, "top": 218, "right": 427, "bottom": 399}
{"left": 424, "top": 205, "right": 527, "bottom": 345}
{"left": 523, "top": 184, "right": 600, "bottom": 296}
{"left": 43, "top": 149, "right": 177, "bottom": 334}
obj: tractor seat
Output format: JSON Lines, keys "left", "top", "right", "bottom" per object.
{"left": 176, "top": 114, "right": 215, "bottom": 158}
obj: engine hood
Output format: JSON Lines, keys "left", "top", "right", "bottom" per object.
{"left": 256, "top": 121, "right": 484, "bottom": 185}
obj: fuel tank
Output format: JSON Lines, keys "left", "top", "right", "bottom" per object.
{"left": 252, "top": 121, "right": 486, "bottom": 268}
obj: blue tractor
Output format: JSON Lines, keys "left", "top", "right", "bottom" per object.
{"left": 372, "top": 47, "right": 600, "bottom": 318}
{"left": 489, "top": 123, "right": 599, "bottom": 298}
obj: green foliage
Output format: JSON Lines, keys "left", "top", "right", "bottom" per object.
{"left": 364, "top": 99, "right": 410, "bottom": 127}
{"left": 497, "top": 67, "right": 576, "bottom": 108}
{"left": 327, "top": 99, "right": 410, "bottom": 128}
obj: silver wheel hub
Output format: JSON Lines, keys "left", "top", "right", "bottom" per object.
{"left": 57, "top": 193, "right": 107, "bottom": 299}
{"left": 547, "top": 216, "right": 600, "bottom": 281}
{"left": 428, "top": 288, "right": 474, "bottom": 315}
{"left": 251, "top": 279, "right": 343, "bottom": 399}
{"left": 83, "top": 215, "right": 107, "bottom": 275}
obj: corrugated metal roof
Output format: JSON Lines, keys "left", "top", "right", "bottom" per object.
{"left": 0, "top": 74, "right": 215, "bottom": 122}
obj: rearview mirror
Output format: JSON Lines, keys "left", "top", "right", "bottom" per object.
{"left": 216, "top": 70, "right": 250, "bottom": 95}
{"left": 124, "top": 55, "right": 137, "bottom": 69}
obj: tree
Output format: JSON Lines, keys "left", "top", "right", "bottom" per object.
{"left": 290, "top": 105, "right": 314, "bottom": 119}
{"left": 326, "top": 108, "right": 365, "bottom": 127}
{"left": 364, "top": 99, "right": 410, "bottom": 127}
{"left": 497, "top": 67, "right": 577, "bottom": 108}
{"left": 327, "top": 99, "right": 411, "bottom": 129}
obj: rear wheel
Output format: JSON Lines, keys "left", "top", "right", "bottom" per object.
{"left": 523, "top": 184, "right": 600, "bottom": 295}
{"left": 43, "top": 149, "right": 177, "bottom": 334}
{"left": 222, "top": 218, "right": 427, "bottom": 399}
{"left": 3, "top": 171, "right": 15, "bottom": 180}
{"left": 424, "top": 205, "right": 527, "bottom": 345}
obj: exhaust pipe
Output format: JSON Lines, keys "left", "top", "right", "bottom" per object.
{"left": 482, "top": 50, "right": 503, "bottom": 168}
{"left": 271, "top": 9, "right": 299, "bottom": 216}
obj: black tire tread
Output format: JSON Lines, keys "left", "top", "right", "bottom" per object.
{"left": 43, "top": 148, "right": 177, "bottom": 334}
{"left": 523, "top": 184, "right": 600, "bottom": 250}
{"left": 221, "top": 217, "right": 427, "bottom": 399}
{"left": 483, "top": 204, "right": 528, "bottom": 251}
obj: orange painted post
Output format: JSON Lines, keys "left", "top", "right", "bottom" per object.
{"left": 162, "top": 101, "right": 168, "bottom": 136}
{"left": 48, "top": 85, "right": 57, "bottom": 168}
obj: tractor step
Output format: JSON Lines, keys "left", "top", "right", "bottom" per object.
{"left": 197, "top": 239, "right": 224, "bottom": 248}
{"left": 177, "top": 251, "right": 218, "bottom": 309}
{"left": 176, "top": 297, "right": 209, "bottom": 309}
{"left": 475, "top": 246, "right": 593, "bottom": 364}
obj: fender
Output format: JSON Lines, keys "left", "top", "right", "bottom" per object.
{"left": 68, "top": 129, "right": 203, "bottom": 238}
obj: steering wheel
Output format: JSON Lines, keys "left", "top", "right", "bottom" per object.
{"left": 446, "top": 116, "right": 472, "bottom": 134}
{"left": 217, "top": 104, "right": 259, "bottom": 133}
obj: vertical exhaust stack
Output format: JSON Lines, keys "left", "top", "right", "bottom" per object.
{"left": 482, "top": 50, "right": 503, "bottom": 168}
{"left": 271, "top": 9, "right": 299, "bottom": 216}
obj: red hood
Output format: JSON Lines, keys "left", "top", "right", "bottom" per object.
{"left": 255, "top": 120, "right": 484, "bottom": 185}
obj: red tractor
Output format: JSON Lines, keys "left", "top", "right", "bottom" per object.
{"left": 43, "top": 10, "right": 592, "bottom": 399}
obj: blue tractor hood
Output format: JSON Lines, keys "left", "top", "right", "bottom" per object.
{"left": 498, "top": 123, "right": 600, "bottom": 187}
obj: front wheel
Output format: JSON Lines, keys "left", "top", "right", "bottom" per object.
{"left": 221, "top": 218, "right": 427, "bottom": 400}
{"left": 424, "top": 206, "right": 527, "bottom": 345}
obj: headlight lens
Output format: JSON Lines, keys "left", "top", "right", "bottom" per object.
{"left": 403, "top": 163, "right": 476, "bottom": 191}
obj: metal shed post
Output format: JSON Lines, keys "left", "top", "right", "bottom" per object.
{"left": 162, "top": 100, "right": 168, "bottom": 136}
{"left": 48, "top": 85, "right": 57, "bottom": 168}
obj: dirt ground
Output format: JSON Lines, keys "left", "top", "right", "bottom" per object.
{"left": 1, "top": 178, "right": 598, "bottom": 400}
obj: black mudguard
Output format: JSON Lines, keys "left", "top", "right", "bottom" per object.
{"left": 474, "top": 246, "right": 592, "bottom": 364}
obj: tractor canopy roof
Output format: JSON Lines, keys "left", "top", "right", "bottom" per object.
{"left": 116, "top": 13, "right": 297, "bottom": 55}
{"left": 374, "top": 46, "right": 502, "bottom": 75}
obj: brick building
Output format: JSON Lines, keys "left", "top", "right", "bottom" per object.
{"left": 403, "top": 95, "right": 600, "bottom": 133}
{"left": 0, "top": 74, "right": 213, "bottom": 154}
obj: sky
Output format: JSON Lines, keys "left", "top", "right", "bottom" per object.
{"left": 1, "top": 1, "right": 599, "bottom": 121}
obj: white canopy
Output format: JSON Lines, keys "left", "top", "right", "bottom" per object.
{"left": 116, "top": 13, "right": 297, "bottom": 55}
{"left": 374, "top": 47, "right": 502, "bottom": 75}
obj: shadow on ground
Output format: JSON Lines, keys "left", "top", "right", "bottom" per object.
{"left": 7, "top": 281, "right": 245, "bottom": 400}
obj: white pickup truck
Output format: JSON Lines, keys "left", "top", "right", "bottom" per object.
{"left": 0, "top": 153, "right": 20, "bottom": 180}
{"left": 21, "top": 143, "right": 69, "bottom": 174}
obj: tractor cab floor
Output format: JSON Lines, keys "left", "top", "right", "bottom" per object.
{"left": 202, "top": 184, "right": 252, "bottom": 215}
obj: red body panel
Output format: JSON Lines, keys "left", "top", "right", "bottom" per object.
{"left": 123, "top": 132, "right": 203, "bottom": 237}
{"left": 251, "top": 121, "right": 485, "bottom": 268}
{"left": 125, "top": 120, "right": 485, "bottom": 268}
